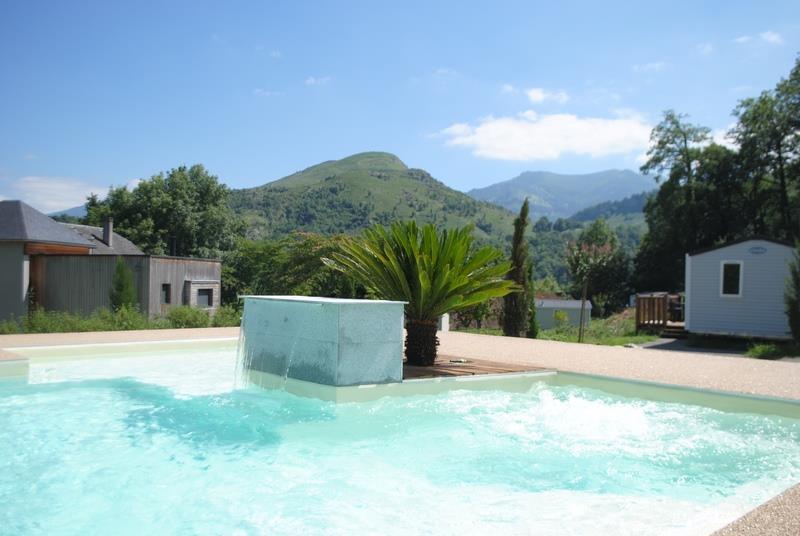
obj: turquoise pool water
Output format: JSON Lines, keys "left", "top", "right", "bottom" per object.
{"left": 2, "top": 344, "right": 800, "bottom": 535}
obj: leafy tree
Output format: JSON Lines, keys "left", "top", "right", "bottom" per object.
{"left": 787, "top": 245, "right": 800, "bottom": 342}
{"left": 503, "top": 199, "right": 531, "bottom": 337}
{"left": 110, "top": 258, "right": 137, "bottom": 310}
{"left": 527, "top": 282, "right": 539, "bottom": 338}
{"left": 566, "top": 241, "right": 615, "bottom": 342}
{"left": 86, "top": 165, "right": 243, "bottom": 258}
{"left": 323, "top": 222, "right": 516, "bottom": 366}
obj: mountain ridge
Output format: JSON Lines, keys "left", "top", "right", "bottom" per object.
{"left": 468, "top": 169, "right": 653, "bottom": 218}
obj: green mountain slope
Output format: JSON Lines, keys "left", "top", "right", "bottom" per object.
{"left": 229, "top": 152, "right": 515, "bottom": 243}
{"left": 468, "top": 169, "right": 653, "bottom": 218}
{"left": 569, "top": 191, "right": 654, "bottom": 222}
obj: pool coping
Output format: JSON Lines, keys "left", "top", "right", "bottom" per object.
{"left": 1, "top": 326, "right": 798, "bottom": 534}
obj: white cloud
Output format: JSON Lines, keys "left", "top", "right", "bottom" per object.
{"left": 3, "top": 176, "right": 102, "bottom": 213}
{"left": 697, "top": 42, "right": 714, "bottom": 55}
{"left": 269, "top": 50, "right": 282, "bottom": 58}
{"left": 253, "top": 88, "right": 284, "bottom": 97}
{"left": 305, "top": 76, "right": 331, "bottom": 86}
{"left": 734, "top": 32, "right": 783, "bottom": 45}
{"left": 633, "top": 61, "right": 667, "bottom": 73}
{"left": 126, "top": 178, "right": 142, "bottom": 190}
{"left": 712, "top": 123, "right": 738, "bottom": 150}
{"left": 525, "top": 87, "right": 569, "bottom": 104}
{"left": 433, "top": 67, "right": 457, "bottom": 77}
{"left": 438, "top": 110, "right": 652, "bottom": 161}
{"left": 759, "top": 31, "right": 783, "bottom": 44}
{"left": 501, "top": 83, "right": 517, "bottom": 94}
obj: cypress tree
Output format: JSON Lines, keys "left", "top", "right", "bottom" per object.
{"left": 503, "top": 199, "right": 531, "bottom": 337}
{"left": 110, "top": 258, "right": 138, "bottom": 310}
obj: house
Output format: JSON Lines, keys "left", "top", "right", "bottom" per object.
{"left": 684, "top": 237, "right": 794, "bottom": 340}
{"left": 535, "top": 298, "right": 591, "bottom": 330}
{"left": 0, "top": 200, "right": 221, "bottom": 322}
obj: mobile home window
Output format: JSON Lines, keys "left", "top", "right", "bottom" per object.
{"left": 197, "top": 288, "right": 213, "bottom": 308}
{"left": 721, "top": 262, "right": 742, "bottom": 297}
{"left": 160, "top": 284, "right": 171, "bottom": 304}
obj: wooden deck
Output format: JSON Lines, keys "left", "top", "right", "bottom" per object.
{"left": 403, "top": 354, "right": 544, "bottom": 379}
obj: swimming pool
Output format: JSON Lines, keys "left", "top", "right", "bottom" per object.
{"left": 2, "top": 340, "right": 799, "bottom": 535}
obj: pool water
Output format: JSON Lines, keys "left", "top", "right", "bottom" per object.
{"left": 1, "top": 344, "right": 800, "bottom": 535}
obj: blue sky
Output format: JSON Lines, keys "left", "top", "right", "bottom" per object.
{"left": 1, "top": 1, "right": 798, "bottom": 212}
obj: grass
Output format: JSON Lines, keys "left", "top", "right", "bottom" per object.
{"left": 455, "top": 309, "right": 658, "bottom": 346}
{"left": 0, "top": 305, "right": 241, "bottom": 334}
{"left": 745, "top": 342, "right": 800, "bottom": 359}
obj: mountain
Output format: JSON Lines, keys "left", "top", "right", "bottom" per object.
{"left": 49, "top": 204, "right": 87, "bottom": 219}
{"left": 467, "top": 169, "right": 654, "bottom": 218}
{"left": 229, "top": 152, "right": 515, "bottom": 243}
{"left": 569, "top": 190, "right": 654, "bottom": 222}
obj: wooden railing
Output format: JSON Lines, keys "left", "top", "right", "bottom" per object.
{"left": 635, "top": 293, "right": 669, "bottom": 333}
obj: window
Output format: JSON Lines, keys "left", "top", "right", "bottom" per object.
{"left": 721, "top": 262, "right": 742, "bottom": 297}
{"left": 160, "top": 284, "right": 171, "bottom": 304}
{"left": 197, "top": 288, "right": 213, "bottom": 308}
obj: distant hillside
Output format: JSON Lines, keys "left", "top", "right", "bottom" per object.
{"left": 468, "top": 169, "right": 653, "bottom": 218}
{"left": 569, "top": 190, "right": 654, "bottom": 221}
{"left": 49, "top": 204, "right": 87, "bottom": 219}
{"left": 229, "top": 152, "right": 515, "bottom": 243}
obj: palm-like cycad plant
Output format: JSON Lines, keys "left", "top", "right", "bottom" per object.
{"left": 323, "top": 221, "right": 516, "bottom": 366}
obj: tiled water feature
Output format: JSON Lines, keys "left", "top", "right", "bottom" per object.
{"left": 238, "top": 296, "right": 406, "bottom": 387}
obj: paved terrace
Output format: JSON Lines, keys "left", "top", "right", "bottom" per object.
{"left": 1, "top": 327, "right": 799, "bottom": 535}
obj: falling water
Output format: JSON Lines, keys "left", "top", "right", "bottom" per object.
{"left": 234, "top": 306, "right": 250, "bottom": 388}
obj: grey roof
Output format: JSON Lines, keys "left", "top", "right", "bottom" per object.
{"left": 62, "top": 223, "right": 144, "bottom": 255}
{"left": 688, "top": 236, "right": 794, "bottom": 256}
{"left": 535, "top": 298, "right": 591, "bottom": 309}
{"left": 0, "top": 200, "right": 94, "bottom": 247}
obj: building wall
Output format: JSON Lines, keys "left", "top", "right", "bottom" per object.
{"left": 686, "top": 240, "right": 793, "bottom": 339}
{"left": 36, "top": 255, "right": 150, "bottom": 316}
{"left": 536, "top": 304, "right": 590, "bottom": 330}
{"left": 147, "top": 257, "right": 221, "bottom": 317}
{"left": 0, "top": 242, "right": 27, "bottom": 322}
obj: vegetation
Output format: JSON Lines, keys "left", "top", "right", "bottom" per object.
{"left": 537, "top": 310, "right": 657, "bottom": 346}
{"left": 746, "top": 342, "right": 800, "bottom": 359}
{"left": 323, "top": 222, "right": 516, "bottom": 365}
{"left": 0, "top": 305, "right": 242, "bottom": 334}
{"left": 502, "top": 199, "right": 532, "bottom": 337}
{"left": 229, "top": 152, "right": 514, "bottom": 243}
{"left": 222, "top": 232, "right": 366, "bottom": 304}
{"left": 570, "top": 191, "right": 653, "bottom": 222}
{"left": 787, "top": 245, "right": 800, "bottom": 342}
{"left": 636, "top": 57, "right": 800, "bottom": 291}
{"left": 86, "top": 164, "right": 242, "bottom": 258}
{"left": 110, "top": 258, "right": 137, "bottom": 310}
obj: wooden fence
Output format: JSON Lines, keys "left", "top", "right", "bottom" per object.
{"left": 635, "top": 293, "right": 670, "bottom": 333}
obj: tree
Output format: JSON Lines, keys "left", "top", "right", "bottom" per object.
{"left": 566, "top": 241, "right": 615, "bottom": 342}
{"left": 787, "top": 244, "right": 800, "bottom": 343}
{"left": 323, "top": 222, "right": 516, "bottom": 366}
{"left": 86, "top": 165, "right": 243, "bottom": 258}
{"left": 110, "top": 258, "right": 137, "bottom": 310}
{"left": 503, "top": 199, "right": 531, "bottom": 337}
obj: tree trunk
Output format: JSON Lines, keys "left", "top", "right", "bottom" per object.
{"left": 405, "top": 319, "right": 439, "bottom": 366}
{"left": 578, "top": 279, "right": 589, "bottom": 343}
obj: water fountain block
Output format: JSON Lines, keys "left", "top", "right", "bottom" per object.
{"left": 241, "top": 296, "right": 405, "bottom": 386}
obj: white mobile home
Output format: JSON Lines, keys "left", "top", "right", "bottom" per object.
{"left": 685, "top": 237, "right": 794, "bottom": 340}
{"left": 535, "top": 299, "right": 591, "bottom": 330}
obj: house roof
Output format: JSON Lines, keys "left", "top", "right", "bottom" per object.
{"left": 0, "top": 200, "right": 95, "bottom": 248}
{"left": 62, "top": 223, "right": 144, "bottom": 255}
{"left": 688, "top": 236, "right": 794, "bottom": 256}
{"left": 535, "top": 298, "right": 591, "bottom": 309}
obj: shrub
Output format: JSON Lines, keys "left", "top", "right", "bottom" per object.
{"left": 166, "top": 306, "right": 209, "bottom": 328}
{"left": 212, "top": 305, "right": 241, "bottom": 327}
{"left": 0, "top": 318, "right": 22, "bottom": 334}
{"left": 110, "top": 258, "right": 137, "bottom": 310}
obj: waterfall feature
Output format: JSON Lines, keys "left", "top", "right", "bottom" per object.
{"left": 236, "top": 296, "right": 405, "bottom": 389}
